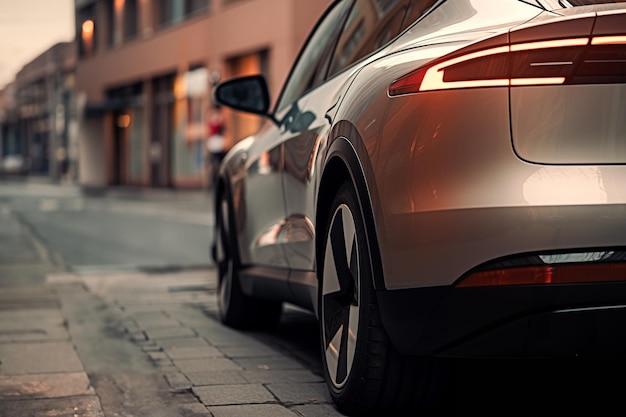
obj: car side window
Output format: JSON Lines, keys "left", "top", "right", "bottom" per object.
{"left": 399, "top": 0, "right": 441, "bottom": 32}
{"left": 327, "top": 0, "right": 411, "bottom": 78}
{"left": 275, "top": 0, "right": 353, "bottom": 113}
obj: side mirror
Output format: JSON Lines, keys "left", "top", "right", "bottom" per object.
{"left": 214, "top": 75, "right": 271, "bottom": 116}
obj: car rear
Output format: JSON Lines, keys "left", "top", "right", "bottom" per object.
{"left": 353, "top": 1, "right": 626, "bottom": 358}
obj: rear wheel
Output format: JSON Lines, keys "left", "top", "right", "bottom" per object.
{"left": 214, "top": 190, "right": 282, "bottom": 329}
{"left": 319, "top": 181, "right": 447, "bottom": 415}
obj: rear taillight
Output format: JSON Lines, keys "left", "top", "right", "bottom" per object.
{"left": 389, "top": 15, "right": 626, "bottom": 96}
{"left": 456, "top": 263, "right": 626, "bottom": 288}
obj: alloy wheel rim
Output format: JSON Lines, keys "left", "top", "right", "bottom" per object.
{"left": 322, "top": 203, "right": 360, "bottom": 388}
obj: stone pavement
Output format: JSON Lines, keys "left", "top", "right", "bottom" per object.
{"left": 0, "top": 268, "right": 346, "bottom": 417}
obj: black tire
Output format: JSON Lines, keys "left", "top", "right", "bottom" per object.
{"left": 319, "top": 181, "right": 448, "bottom": 415}
{"left": 214, "top": 190, "right": 282, "bottom": 329}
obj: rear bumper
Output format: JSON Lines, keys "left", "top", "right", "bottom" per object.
{"left": 377, "top": 282, "right": 626, "bottom": 358}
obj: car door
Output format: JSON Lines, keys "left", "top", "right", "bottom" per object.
{"left": 282, "top": 0, "right": 414, "bottom": 306}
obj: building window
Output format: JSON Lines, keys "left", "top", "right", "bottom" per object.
{"left": 106, "top": 0, "right": 114, "bottom": 46}
{"left": 77, "top": 5, "right": 97, "bottom": 57}
{"left": 124, "top": 0, "right": 139, "bottom": 41}
{"left": 156, "top": 0, "right": 209, "bottom": 28}
{"left": 107, "top": 0, "right": 139, "bottom": 45}
{"left": 186, "top": 0, "right": 209, "bottom": 15}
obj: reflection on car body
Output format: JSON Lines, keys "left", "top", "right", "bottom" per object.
{"left": 211, "top": 0, "right": 626, "bottom": 414}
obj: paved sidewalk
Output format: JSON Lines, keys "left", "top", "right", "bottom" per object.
{"left": 0, "top": 285, "right": 105, "bottom": 416}
{"left": 0, "top": 268, "right": 344, "bottom": 417}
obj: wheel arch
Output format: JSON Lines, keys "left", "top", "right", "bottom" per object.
{"left": 316, "top": 131, "right": 386, "bottom": 291}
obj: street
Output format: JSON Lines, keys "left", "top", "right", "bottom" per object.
{"left": 1, "top": 178, "right": 625, "bottom": 417}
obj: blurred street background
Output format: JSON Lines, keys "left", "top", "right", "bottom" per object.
{"left": 0, "top": 0, "right": 331, "bottom": 191}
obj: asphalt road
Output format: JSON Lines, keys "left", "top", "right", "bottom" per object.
{"left": 0, "top": 178, "right": 213, "bottom": 280}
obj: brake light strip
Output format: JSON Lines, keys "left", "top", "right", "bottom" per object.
{"left": 390, "top": 35, "right": 626, "bottom": 95}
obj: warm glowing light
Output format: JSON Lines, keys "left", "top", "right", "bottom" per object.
{"left": 510, "top": 37, "right": 588, "bottom": 52}
{"left": 114, "top": 0, "right": 125, "bottom": 11}
{"left": 510, "top": 77, "right": 565, "bottom": 86}
{"left": 173, "top": 76, "right": 186, "bottom": 100}
{"left": 82, "top": 19, "right": 94, "bottom": 34}
{"left": 591, "top": 36, "right": 626, "bottom": 45}
{"left": 419, "top": 46, "right": 510, "bottom": 92}
{"left": 117, "top": 114, "right": 131, "bottom": 128}
{"left": 389, "top": 36, "right": 620, "bottom": 95}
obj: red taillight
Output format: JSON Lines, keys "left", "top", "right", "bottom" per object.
{"left": 456, "top": 263, "right": 626, "bottom": 288}
{"left": 389, "top": 34, "right": 626, "bottom": 96}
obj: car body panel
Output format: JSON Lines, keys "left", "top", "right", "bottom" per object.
{"left": 215, "top": 0, "right": 626, "bottom": 358}
{"left": 222, "top": 121, "right": 289, "bottom": 269}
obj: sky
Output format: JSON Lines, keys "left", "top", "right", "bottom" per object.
{"left": 0, "top": 0, "right": 75, "bottom": 89}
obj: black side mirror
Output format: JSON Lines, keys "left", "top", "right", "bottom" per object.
{"left": 214, "top": 75, "right": 271, "bottom": 116}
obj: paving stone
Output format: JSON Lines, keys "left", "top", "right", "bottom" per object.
{"left": 0, "top": 326, "right": 68, "bottom": 343}
{"left": 120, "top": 319, "right": 140, "bottom": 333}
{"left": 164, "top": 372, "right": 192, "bottom": 393}
{"left": 186, "top": 371, "right": 247, "bottom": 386}
{"left": 0, "top": 372, "right": 94, "bottom": 399}
{"left": 120, "top": 304, "right": 183, "bottom": 313}
{"left": 178, "top": 402, "right": 212, "bottom": 415}
{"left": 129, "top": 330, "right": 147, "bottom": 342}
{"left": 0, "top": 395, "right": 105, "bottom": 417}
{"left": 148, "top": 351, "right": 172, "bottom": 365}
{"left": 0, "top": 287, "right": 59, "bottom": 310}
{"left": 156, "top": 364, "right": 179, "bottom": 373}
{"left": 158, "top": 336, "right": 212, "bottom": 349}
{"left": 194, "top": 327, "right": 254, "bottom": 347}
{"left": 0, "top": 309, "right": 66, "bottom": 340}
{"left": 174, "top": 358, "right": 241, "bottom": 373}
{"left": 145, "top": 327, "right": 196, "bottom": 340}
{"left": 141, "top": 344, "right": 163, "bottom": 353}
{"left": 210, "top": 404, "right": 299, "bottom": 417}
{"left": 164, "top": 345, "right": 223, "bottom": 360}
{"left": 193, "top": 384, "right": 276, "bottom": 406}
{"left": 232, "top": 356, "right": 305, "bottom": 371}
{"left": 291, "top": 404, "right": 346, "bottom": 417}
{"left": 0, "top": 342, "right": 83, "bottom": 374}
{"left": 166, "top": 308, "right": 213, "bottom": 324}
{"left": 265, "top": 383, "right": 332, "bottom": 404}
{"left": 135, "top": 317, "right": 182, "bottom": 330}
{"left": 217, "top": 342, "right": 280, "bottom": 358}
{"left": 129, "top": 311, "right": 170, "bottom": 320}
{"left": 241, "top": 370, "right": 323, "bottom": 384}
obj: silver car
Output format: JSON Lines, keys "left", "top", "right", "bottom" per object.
{"left": 212, "top": 0, "right": 626, "bottom": 413}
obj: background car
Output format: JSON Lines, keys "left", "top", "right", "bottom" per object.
{"left": 212, "top": 0, "right": 626, "bottom": 414}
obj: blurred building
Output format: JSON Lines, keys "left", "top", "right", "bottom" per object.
{"left": 74, "top": 0, "right": 330, "bottom": 189}
{"left": 0, "top": 83, "right": 22, "bottom": 175}
{"left": 0, "top": 42, "right": 77, "bottom": 180}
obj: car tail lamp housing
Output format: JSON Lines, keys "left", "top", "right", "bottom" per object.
{"left": 389, "top": 32, "right": 626, "bottom": 95}
{"left": 457, "top": 262, "right": 626, "bottom": 288}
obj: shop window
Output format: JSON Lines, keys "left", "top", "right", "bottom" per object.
{"left": 225, "top": 50, "right": 268, "bottom": 143}
{"left": 171, "top": 67, "right": 209, "bottom": 179}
